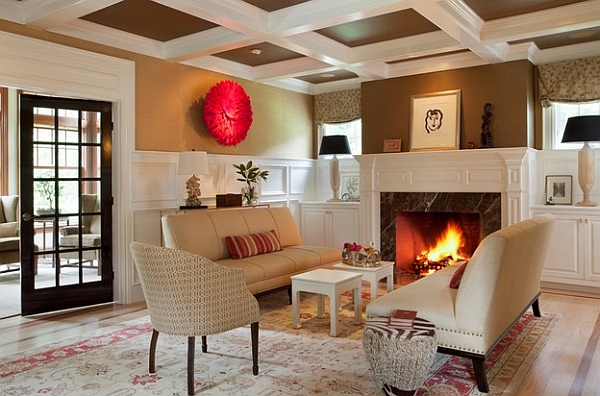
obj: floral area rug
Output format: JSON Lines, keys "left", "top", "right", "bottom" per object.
{"left": 0, "top": 287, "right": 558, "bottom": 396}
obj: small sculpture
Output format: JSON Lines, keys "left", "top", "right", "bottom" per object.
{"left": 480, "top": 102, "right": 493, "bottom": 148}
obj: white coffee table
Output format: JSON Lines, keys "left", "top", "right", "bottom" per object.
{"left": 291, "top": 268, "right": 362, "bottom": 337}
{"left": 332, "top": 261, "right": 395, "bottom": 300}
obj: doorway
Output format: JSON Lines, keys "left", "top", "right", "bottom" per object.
{"left": 18, "top": 94, "right": 114, "bottom": 316}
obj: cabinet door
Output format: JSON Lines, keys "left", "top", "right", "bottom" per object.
{"left": 585, "top": 218, "right": 600, "bottom": 282}
{"left": 540, "top": 214, "right": 583, "bottom": 281}
{"left": 301, "top": 207, "right": 328, "bottom": 246}
{"left": 330, "top": 208, "right": 359, "bottom": 249}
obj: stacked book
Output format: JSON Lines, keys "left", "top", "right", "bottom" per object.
{"left": 388, "top": 309, "right": 417, "bottom": 328}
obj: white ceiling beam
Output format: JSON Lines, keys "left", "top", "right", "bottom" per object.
{"left": 155, "top": 0, "right": 269, "bottom": 36}
{"left": 180, "top": 56, "right": 255, "bottom": 81}
{"left": 268, "top": 0, "right": 412, "bottom": 35}
{"left": 252, "top": 58, "right": 334, "bottom": 81}
{"left": 163, "top": 28, "right": 255, "bottom": 62}
{"left": 349, "top": 31, "right": 462, "bottom": 64}
{"left": 412, "top": 0, "right": 505, "bottom": 63}
{"left": 386, "top": 51, "right": 487, "bottom": 78}
{"left": 532, "top": 40, "right": 600, "bottom": 65}
{"left": 48, "top": 19, "right": 166, "bottom": 59}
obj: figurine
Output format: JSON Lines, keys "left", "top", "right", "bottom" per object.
{"left": 480, "top": 102, "right": 493, "bottom": 148}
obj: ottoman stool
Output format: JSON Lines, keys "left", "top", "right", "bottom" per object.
{"left": 363, "top": 316, "right": 436, "bottom": 396}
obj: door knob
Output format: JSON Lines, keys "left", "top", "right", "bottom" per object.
{"left": 22, "top": 212, "right": 35, "bottom": 222}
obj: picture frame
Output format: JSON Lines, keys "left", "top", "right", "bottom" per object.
{"left": 341, "top": 174, "right": 360, "bottom": 202}
{"left": 383, "top": 139, "right": 402, "bottom": 153}
{"left": 409, "top": 89, "right": 461, "bottom": 152}
{"left": 545, "top": 175, "right": 572, "bottom": 205}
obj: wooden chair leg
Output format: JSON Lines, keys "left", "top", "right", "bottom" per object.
{"left": 188, "top": 336, "right": 195, "bottom": 396}
{"left": 251, "top": 321, "right": 259, "bottom": 375}
{"left": 149, "top": 329, "right": 159, "bottom": 373}
{"left": 472, "top": 356, "right": 489, "bottom": 393}
{"left": 532, "top": 298, "right": 541, "bottom": 317}
{"left": 201, "top": 335, "right": 207, "bottom": 353}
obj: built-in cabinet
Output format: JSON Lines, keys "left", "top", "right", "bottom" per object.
{"left": 532, "top": 206, "right": 600, "bottom": 291}
{"left": 300, "top": 202, "right": 359, "bottom": 249}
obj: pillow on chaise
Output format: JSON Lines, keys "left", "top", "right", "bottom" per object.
{"left": 449, "top": 261, "right": 469, "bottom": 289}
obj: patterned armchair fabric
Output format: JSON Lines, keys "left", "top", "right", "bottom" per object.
{"left": 130, "top": 242, "right": 259, "bottom": 395}
{"left": 0, "top": 195, "right": 20, "bottom": 267}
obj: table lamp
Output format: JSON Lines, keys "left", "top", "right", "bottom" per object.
{"left": 561, "top": 115, "right": 600, "bottom": 207}
{"left": 319, "top": 135, "right": 352, "bottom": 202}
{"left": 178, "top": 150, "right": 209, "bottom": 208}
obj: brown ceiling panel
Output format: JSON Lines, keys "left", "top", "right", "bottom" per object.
{"left": 81, "top": 0, "right": 217, "bottom": 42}
{"left": 295, "top": 69, "right": 358, "bottom": 84}
{"left": 316, "top": 9, "right": 439, "bottom": 48}
{"left": 510, "top": 27, "right": 600, "bottom": 49}
{"left": 463, "top": 0, "right": 588, "bottom": 21}
{"left": 242, "top": 0, "right": 312, "bottom": 12}
{"left": 213, "top": 42, "right": 304, "bottom": 66}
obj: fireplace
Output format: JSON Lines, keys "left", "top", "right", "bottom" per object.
{"left": 354, "top": 148, "right": 536, "bottom": 270}
{"left": 381, "top": 192, "right": 500, "bottom": 272}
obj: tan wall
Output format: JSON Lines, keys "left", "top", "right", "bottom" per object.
{"left": 0, "top": 20, "right": 313, "bottom": 159}
{"left": 361, "top": 60, "right": 537, "bottom": 154}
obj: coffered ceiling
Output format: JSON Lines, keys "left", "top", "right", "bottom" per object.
{"left": 1, "top": 0, "right": 599, "bottom": 94}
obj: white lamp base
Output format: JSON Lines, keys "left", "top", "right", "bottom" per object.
{"left": 576, "top": 142, "right": 597, "bottom": 207}
{"left": 328, "top": 154, "right": 341, "bottom": 202}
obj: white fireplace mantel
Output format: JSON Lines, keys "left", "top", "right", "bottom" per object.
{"left": 354, "top": 147, "right": 538, "bottom": 246}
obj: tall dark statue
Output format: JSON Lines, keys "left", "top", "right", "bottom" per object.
{"left": 480, "top": 102, "right": 493, "bottom": 148}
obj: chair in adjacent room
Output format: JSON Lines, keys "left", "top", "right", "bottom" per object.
{"left": 58, "top": 193, "right": 101, "bottom": 274}
{"left": 0, "top": 195, "right": 20, "bottom": 273}
{"left": 130, "top": 242, "right": 260, "bottom": 396}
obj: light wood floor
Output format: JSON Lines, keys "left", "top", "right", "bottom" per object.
{"left": 0, "top": 290, "right": 598, "bottom": 396}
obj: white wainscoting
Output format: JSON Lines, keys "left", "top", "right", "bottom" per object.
{"left": 130, "top": 151, "right": 317, "bottom": 265}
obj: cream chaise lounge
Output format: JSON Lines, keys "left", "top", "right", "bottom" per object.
{"left": 161, "top": 207, "right": 341, "bottom": 295}
{"left": 366, "top": 214, "right": 555, "bottom": 393}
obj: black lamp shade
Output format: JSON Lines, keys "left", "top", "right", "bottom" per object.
{"left": 561, "top": 115, "right": 600, "bottom": 143}
{"left": 319, "top": 135, "right": 352, "bottom": 155}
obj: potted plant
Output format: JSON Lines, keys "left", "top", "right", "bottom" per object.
{"left": 35, "top": 179, "right": 59, "bottom": 215}
{"left": 233, "top": 161, "right": 269, "bottom": 206}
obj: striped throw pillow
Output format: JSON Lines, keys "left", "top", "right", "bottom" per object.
{"left": 225, "top": 230, "right": 282, "bottom": 259}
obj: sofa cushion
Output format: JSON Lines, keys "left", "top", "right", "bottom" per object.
{"left": 0, "top": 221, "right": 17, "bottom": 238}
{"left": 225, "top": 230, "right": 282, "bottom": 259}
{"left": 449, "top": 261, "right": 469, "bottom": 289}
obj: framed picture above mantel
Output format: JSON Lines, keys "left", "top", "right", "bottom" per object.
{"left": 409, "top": 90, "right": 461, "bottom": 152}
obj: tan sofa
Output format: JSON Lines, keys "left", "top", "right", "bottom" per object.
{"left": 161, "top": 207, "right": 341, "bottom": 295}
{"left": 366, "top": 214, "right": 555, "bottom": 393}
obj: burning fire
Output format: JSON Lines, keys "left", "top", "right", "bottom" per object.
{"left": 416, "top": 221, "right": 468, "bottom": 266}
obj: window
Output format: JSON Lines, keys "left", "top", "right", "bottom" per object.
{"left": 545, "top": 101, "right": 600, "bottom": 149}
{"left": 319, "top": 119, "right": 362, "bottom": 155}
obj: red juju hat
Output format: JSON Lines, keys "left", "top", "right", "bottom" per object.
{"left": 202, "top": 80, "right": 253, "bottom": 146}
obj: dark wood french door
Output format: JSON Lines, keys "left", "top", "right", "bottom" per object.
{"left": 19, "top": 94, "right": 113, "bottom": 315}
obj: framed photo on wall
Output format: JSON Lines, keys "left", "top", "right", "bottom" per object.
{"left": 409, "top": 90, "right": 461, "bottom": 152}
{"left": 383, "top": 139, "right": 402, "bottom": 153}
{"left": 545, "top": 175, "right": 572, "bottom": 205}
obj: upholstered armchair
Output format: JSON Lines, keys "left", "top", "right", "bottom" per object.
{"left": 0, "top": 195, "right": 20, "bottom": 272}
{"left": 130, "top": 242, "right": 260, "bottom": 396}
{"left": 59, "top": 193, "right": 101, "bottom": 273}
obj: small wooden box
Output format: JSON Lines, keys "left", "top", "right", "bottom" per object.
{"left": 216, "top": 193, "right": 242, "bottom": 207}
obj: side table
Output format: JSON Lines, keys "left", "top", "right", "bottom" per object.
{"left": 332, "top": 261, "right": 395, "bottom": 300}
{"left": 291, "top": 268, "right": 362, "bottom": 337}
{"left": 363, "top": 316, "right": 437, "bottom": 396}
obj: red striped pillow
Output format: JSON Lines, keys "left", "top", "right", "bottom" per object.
{"left": 225, "top": 230, "right": 282, "bottom": 259}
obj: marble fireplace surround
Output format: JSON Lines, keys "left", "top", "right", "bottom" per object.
{"left": 354, "top": 148, "right": 538, "bottom": 256}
